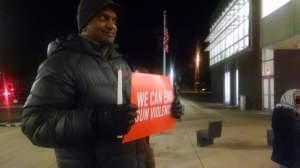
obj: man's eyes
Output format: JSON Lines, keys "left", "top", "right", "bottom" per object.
{"left": 97, "top": 15, "right": 106, "bottom": 21}
{"left": 97, "top": 15, "right": 117, "bottom": 23}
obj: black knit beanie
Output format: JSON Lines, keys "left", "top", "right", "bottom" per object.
{"left": 77, "top": 0, "right": 121, "bottom": 31}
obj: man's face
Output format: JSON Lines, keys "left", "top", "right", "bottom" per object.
{"left": 84, "top": 7, "right": 118, "bottom": 44}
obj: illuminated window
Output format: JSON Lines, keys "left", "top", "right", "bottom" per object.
{"left": 236, "top": 69, "right": 239, "bottom": 105}
{"left": 262, "top": 0, "right": 290, "bottom": 18}
{"left": 262, "top": 48, "right": 274, "bottom": 111}
{"left": 206, "top": 0, "right": 250, "bottom": 66}
{"left": 224, "top": 71, "right": 231, "bottom": 104}
{"left": 262, "top": 49, "right": 274, "bottom": 76}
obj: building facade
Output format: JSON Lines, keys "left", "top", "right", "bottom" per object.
{"left": 205, "top": 0, "right": 262, "bottom": 109}
{"left": 206, "top": 0, "right": 300, "bottom": 111}
{"left": 261, "top": 0, "right": 300, "bottom": 110}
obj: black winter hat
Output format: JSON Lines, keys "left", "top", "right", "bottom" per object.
{"left": 77, "top": 0, "right": 121, "bottom": 31}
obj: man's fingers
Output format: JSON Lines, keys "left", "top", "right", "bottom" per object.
{"left": 127, "top": 111, "right": 137, "bottom": 119}
{"left": 127, "top": 104, "right": 138, "bottom": 111}
{"left": 128, "top": 119, "right": 135, "bottom": 125}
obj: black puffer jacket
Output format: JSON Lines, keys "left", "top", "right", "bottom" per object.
{"left": 271, "top": 106, "right": 300, "bottom": 168}
{"left": 21, "top": 35, "right": 147, "bottom": 168}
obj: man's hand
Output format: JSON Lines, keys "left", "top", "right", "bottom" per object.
{"left": 171, "top": 97, "right": 184, "bottom": 119}
{"left": 96, "top": 104, "right": 138, "bottom": 136}
{"left": 111, "top": 104, "right": 138, "bottom": 135}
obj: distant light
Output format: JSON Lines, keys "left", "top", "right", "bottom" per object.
{"left": 196, "top": 51, "right": 200, "bottom": 67}
{"left": 3, "top": 89, "right": 10, "bottom": 97}
{"left": 196, "top": 56, "right": 200, "bottom": 63}
{"left": 3, "top": 88, "right": 10, "bottom": 97}
{"left": 3, "top": 87, "right": 10, "bottom": 106}
{"left": 13, "top": 99, "right": 18, "bottom": 104}
{"left": 170, "top": 67, "right": 174, "bottom": 85}
{"left": 266, "top": 69, "right": 271, "bottom": 75}
{"left": 224, "top": 71, "right": 231, "bottom": 104}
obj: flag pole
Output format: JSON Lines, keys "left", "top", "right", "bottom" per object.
{"left": 163, "top": 10, "right": 167, "bottom": 75}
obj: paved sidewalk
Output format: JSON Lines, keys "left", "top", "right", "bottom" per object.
{"left": 151, "top": 98, "right": 276, "bottom": 168}
{"left": 0, "top": 98, "right": 277, "bottom": 168}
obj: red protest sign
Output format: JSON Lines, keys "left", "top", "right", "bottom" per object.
{"left": 122, "top": 72, "right": 176, "bottom": 143}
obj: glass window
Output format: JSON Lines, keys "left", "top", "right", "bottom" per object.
{"left": 226, "top": 35, "right": 230, "bottom": 48}
{"left": 226, "top": 49, "right": 229, "bottom": 58}
{"left": 238, "top": 25, "right": 242, "bottom": 39}
{"left": 264, "top": 49, "right": 274, "bottom": 60}
{"left": 245, "top": 20, "right": 249, "bottom": 35}
{"left": 229, "top": 33, "right": 233, "bottom": 46}
{"left": 264, "top": 95, "right": 269, "bottom": 109}
{"left": 208, "top": 0, "right": 250, "bottom": 66}
{"left": 235, "top": 43, "right": 238, "bottom": 53}
{"left": 241, "top": 40, "right": 245, "bottom": 49}
{"left": 270, "top": 78, "right": 274, "bottom": 95}
{"left": 263, "top": 79, "right": 268, "bottom": 95}
{"left": 244, "top": 2, "right": 249, "bottom": 17}
{"left": 224, "top": 71, "right": 231, "bottom": 104}
{"left": 233, "top": 29, "right": 237, "bottom": 43}
{"left": 271, "top": 95, "right": 274, "bottom": 110}
{"left": 245, "top": 36, "right": 249, "bottom": 46}
{"left": 262, "top": 60, "right": 274, "bottom": 76}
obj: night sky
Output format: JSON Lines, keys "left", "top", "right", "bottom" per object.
{"left": 0, "top": 0, "right": 221, "bottom": 90}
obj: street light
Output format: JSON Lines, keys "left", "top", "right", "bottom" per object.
{"left": 170, "top": 66, "right": 174, "bottom": 85}
{"left": 194, "top": 48, "right": 201, "bottom": 92}
{"left": 196, "top": 51, "right": 200, "bottom": 68}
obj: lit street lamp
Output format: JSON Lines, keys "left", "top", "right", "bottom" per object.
{"left": 194, "top": 47, "right": 201, "bottom": 92}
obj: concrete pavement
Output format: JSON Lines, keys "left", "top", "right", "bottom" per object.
{"left": 151, "top": 98, "right": 276, "bottom": 168}
{"left": 0, "top": 97, "right": 277, "bottom": 168}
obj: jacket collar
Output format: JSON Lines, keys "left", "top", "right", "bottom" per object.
{"left": 79, "top": 34, "right": 122, "bottom": 60}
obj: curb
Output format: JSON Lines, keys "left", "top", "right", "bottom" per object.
{"left": 0, "top": 122, "right": 22, "bottom": 127}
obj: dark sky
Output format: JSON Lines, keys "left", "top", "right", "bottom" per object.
{"left": 0, "top": 0, "right": 220, "bottom": 89}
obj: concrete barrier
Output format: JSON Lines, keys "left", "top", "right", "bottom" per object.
{"left": 196, "top": 120, "right": 223, "bottom": 147}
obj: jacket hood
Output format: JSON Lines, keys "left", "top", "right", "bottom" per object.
{"left": 47, "top": 35, "right": 81, "bottom": 57}
{"left": 276, "top": 89, "right": 300, "bottom": 114}
{"left": 47, "top": 39, "right": 60, "bottom": 57}
{"left": 46, "top": 35, "right": 122, "bottom": 59}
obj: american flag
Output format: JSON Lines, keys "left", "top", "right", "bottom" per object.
{"left": 163, "top": 11, "right": 169, "bottom": 54}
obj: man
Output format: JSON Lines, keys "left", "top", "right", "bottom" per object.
{"left": 21, "top": 0, "right": 183, "bottom": 168}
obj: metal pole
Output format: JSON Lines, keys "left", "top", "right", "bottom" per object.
{"left": 163, "top": 50, "right": 166, "bottom": 75}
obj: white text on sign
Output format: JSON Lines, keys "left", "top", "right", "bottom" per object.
{"left": 137, "top": 90, "right": 173, "bottom": 107}
{"left": 135, "top": 90, "right": 173, "bottom": 123}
